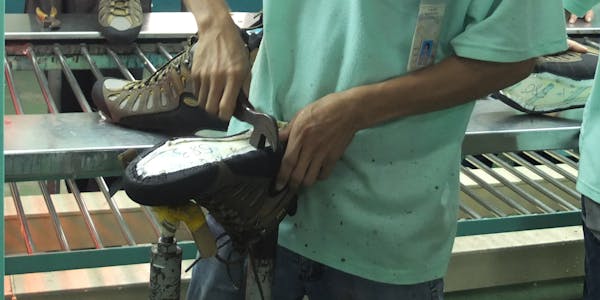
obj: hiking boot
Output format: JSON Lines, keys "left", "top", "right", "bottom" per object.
{"left": 493, "top": 50, "right": 597, "bottom": 114}
{"left": 92, "top": 40, "right": 227, "bottom": 135}
{"left": 123, "top": 130, "right": 281, "bottom": 205}
{"left": 122, "top": 130, "right": 296, "bottom": 250}
{"left": 98, "top": 0, "right": 143, "bottom": 44}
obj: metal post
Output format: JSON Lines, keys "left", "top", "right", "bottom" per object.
{"left": 149, "top": 236, "right": 183, "bottom": 300}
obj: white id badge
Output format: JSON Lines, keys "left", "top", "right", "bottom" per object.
{"left": 407, "top": 0, "right": 447, "bottom": 72}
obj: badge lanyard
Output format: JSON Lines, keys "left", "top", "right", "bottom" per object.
{"left": 407, "top": 0, "right": 447, "bottom": 72}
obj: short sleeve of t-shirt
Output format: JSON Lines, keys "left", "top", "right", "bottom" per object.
{"left": 563, "top": 0, "right": 597, "bottom": 16}
{"left": 451, "top": 0, "right": 567, "bottom": 63}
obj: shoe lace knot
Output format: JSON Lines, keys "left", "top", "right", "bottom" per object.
{"left": 109, "top": 0, "right": 131, "bottom": 17}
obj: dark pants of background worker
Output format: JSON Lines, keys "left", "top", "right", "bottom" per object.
{"left": 582, "top": 195, "right": 600, "bottom": 300}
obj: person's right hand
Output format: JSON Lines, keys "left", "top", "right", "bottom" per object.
{"left": 567, "top": 39, "right": 589, "bottom": 53}
{"left": 190, "top": 14, "right": 251, "bottom": 121}
{"left": 568, "top": 10, "right": 594, "bottom": 24}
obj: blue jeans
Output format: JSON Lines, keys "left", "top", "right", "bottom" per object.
{"left": 582, "top": 195, "right": 600, "bottom": 300}
{"left": 186, "top": 216, "right": 444, "bottom": 300}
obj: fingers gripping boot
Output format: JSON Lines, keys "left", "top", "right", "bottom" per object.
{"left": 92, "top": 41, "right": 226, "bottom": 135}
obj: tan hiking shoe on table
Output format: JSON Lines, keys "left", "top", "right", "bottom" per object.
{"left": 98, "top": 0, "right": 143, "bottom": 43}
{"left": 91, "top": 39, "right": 227, "bottom": 135}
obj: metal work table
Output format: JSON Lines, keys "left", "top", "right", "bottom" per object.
{"left": 463, "top": 100, "right": 581, "bottom": 155}
{"left": 4, "top": 100, "right": 582, "bottom": 182}
{"left": 5, "top": 12, "right": 260, "bottom": 41}
{"left": 5, "top": 113, "right": 167, "bottom": 181}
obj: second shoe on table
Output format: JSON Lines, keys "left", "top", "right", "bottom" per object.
{"left": 98, "top": 0, "right": 143, "bottom": 44}
{"left": 493, "top": 50, "right": 598, "bottom": 114}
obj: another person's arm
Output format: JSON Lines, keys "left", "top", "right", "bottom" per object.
{"left": 183, "top": 0, "right": 250, "bottom": 120}
{"left": 564, "top": 1, "right": 599, "bottom": 52}
{"left": 568, "top": 9, "right": 594, "bottom": 23}
{"left": 564, "top": 0, "right": 599, "bottom": 22}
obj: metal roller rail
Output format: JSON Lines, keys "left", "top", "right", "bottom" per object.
{"left": 545, "top": 150, "right": 579, "bottom": 170}
{"left": 134, "top": 44, "right": 158, "bottom": 73}
{"left": 523, "top": 151, "right": 578, "bottom": 183}
{"left": 53, "top": 44, "right": 139, "bottom": 245}
{"left": 464, "top": 155, "right": 556, "bottom": 214}
{"left": 22, "top": 46, "right": 71, "bottom": 250}
{"left": 157, "top": 43, "right": 174, "bottom": 60}
{"left": 460, "top": 183, "right": 507, "bottom": 218}
{"left": 106, "top": 47, "right": 136, "bottom": 81}
{"left": 461, "top": 149, "right": 580, "bottom": 238}
{"left": 30, "top": 45, "right": 105, "bottom": 249}
{"left": 460, "top": 165, "right": 531, "bottom": 215}
{"left": 8, "top": 183, "right": 35, "bottom": 254}
{"left": 459, "top": 202, "right": 482, "bottom": 219}
{"left": 4, "top": 41, "right": 191, "bottom": 274}
{"left": 503, "top": 152, "right": 580, "bottom": 200}
{"left": 4, "top": 58, "right": 24, "bottom": 114}
{"left": 99, "top": 47, "right": 163, "bottom": 235}
{"left": 80, "top": 44, "right": 105, "bottom": 81}
{"left": 482, "top": 153, "right": 577, "bottom": 211}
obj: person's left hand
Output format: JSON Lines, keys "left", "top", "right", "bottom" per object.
{"left": 275, "top": 92, "right": 359, "bottom": 190}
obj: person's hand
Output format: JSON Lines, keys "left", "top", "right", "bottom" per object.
{"left": 275, "top": 92, "right": 359, "bottom": 190}
{"left": 567, "top": 39, "right": 589, "bottom": 53}
{"left": 192, "top": 18, "right": 251, "bottom": 121}
{"left": 568, "top": 10, "right": 594, "bottom": 24}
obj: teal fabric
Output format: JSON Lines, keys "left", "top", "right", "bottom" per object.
{"left": 563, "top": 0, "right": 597, "bottom": 16}
{"left": 565, "top": 0, "right": 600, "bottom": 203}
{"left": 229, "top": 0, "right": 567, "bottom": 284}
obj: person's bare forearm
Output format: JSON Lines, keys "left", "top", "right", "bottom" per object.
{"left": 275, "top": 56, "right": 535, "bottom": 188}
{"left": 183, "top": 0, "right": 234, "bottom": 30}
{"left": 182, "top": 0, "right": 250, "bottom": 120}
{"left": 344, "top": 56, "right": 536, "bottom": 130}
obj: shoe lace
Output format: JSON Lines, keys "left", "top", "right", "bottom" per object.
{"left": 185, "top": 227, "right": 267, "bottom": 300}
{"left": 109, "top": 0, "right": 132, "bottom": 17}
{"left": 124, "top": 45, "right": 191, "bottom": 90}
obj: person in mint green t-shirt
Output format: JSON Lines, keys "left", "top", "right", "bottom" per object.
{"left": 563, "top": 2, "right": 600, "bottom": 299}
{"left": 184, "top": 1, "right": 567, "bottom": 299}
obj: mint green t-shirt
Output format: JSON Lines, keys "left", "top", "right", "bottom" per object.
{"left": 229, "top": 0, "right": 567, "bottom": 284}
{"left": 564, "top": 0, "right": 600, "bottom": 203}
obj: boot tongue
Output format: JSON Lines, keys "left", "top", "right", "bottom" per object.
{"left": 109, "top": 16, "right": 134, "bottom": 31}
